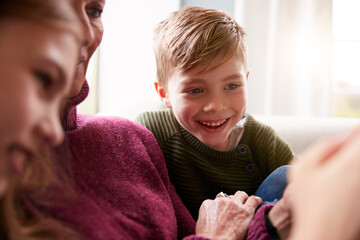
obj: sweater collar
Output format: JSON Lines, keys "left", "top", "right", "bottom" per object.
{"left": 61, "top": 80, "right": 89, "bottom": 131}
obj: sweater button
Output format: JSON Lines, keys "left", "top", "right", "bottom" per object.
{"left": 239, "top": 145, "right": 247, "bottom": 154}
{"left": 246, "top": 163, "right": 254, "bottom": 172}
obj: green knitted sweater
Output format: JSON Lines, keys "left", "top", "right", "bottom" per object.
{"left": 137, "top": 109, "right": 293, "bottom": 219}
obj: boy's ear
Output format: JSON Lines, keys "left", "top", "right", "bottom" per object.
{"left": 154, "top": 82, "right": 172, "bottom": 108}
{"left": 246, "top": 71, "right": 249, "bottom": 81}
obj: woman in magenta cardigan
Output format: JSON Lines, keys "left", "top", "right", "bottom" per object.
{"left": 29, "top": 1, "right": 266, "bottom": 239}
{"left": 62, "top": 2, "right": 360, "bottom": 239}
{"left": 26, "top": 0, "right": 295, "bottom": 239}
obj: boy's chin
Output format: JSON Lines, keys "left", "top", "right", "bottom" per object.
{"left": 198, "top": 138, "right": 229, "bottom": 150}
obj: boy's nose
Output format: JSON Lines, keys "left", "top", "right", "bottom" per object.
{"left": 203, "top": 97, "right": 226, "bottom": 112}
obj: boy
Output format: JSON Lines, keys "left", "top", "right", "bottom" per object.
{"left": 137, "top": 6, "right": 293, "bottom": 219}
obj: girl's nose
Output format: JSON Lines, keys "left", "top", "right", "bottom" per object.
{"left": 36, "top": 114, "right": 64, "bottom": 146}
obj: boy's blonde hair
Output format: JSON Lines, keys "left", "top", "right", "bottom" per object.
{"left": 154, "top": 6, "right": 248, "bottom": 88}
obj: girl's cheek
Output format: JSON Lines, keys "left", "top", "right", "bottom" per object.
{"left": 0, "top": 178, "right": 8, "bottom": 198}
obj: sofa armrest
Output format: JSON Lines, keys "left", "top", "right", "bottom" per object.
{"left": 254, "top": 115, "right": 360, "bottom": 154}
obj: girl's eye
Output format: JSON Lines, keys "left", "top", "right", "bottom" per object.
{"left": 86, "top": 6, "right": 103, "bottom": 18}
{"left": 187, "top": 88, "right": 203, "bottom": 94}
{"left": 224, "top": 84, "right": 239, "bottom": 90}
{"left": 35, "top": 71, "right": 54, "bottom": 91}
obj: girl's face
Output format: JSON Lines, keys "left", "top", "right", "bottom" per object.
{"left": 69, "top": 0, "right": 105, "bottom": 97}
{"left": 0, "top": 19, "right": 78, "bottom": 194}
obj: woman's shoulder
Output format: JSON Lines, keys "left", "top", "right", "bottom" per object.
{"left": 75, "top": 114, "right": 156, "bottom": 142}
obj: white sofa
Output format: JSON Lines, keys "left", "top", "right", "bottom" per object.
{"left": 255, "top": 115, "right": 360, "bottom": 155}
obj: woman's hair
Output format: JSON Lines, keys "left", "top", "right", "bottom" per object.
{"left": 0, "top": 0, "right": 83, "bottom": 44}
{"left": 0, "top": 0, "right": 83, "bottom": 239}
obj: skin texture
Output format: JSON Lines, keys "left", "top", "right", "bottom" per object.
{"left": 268, "top": 185, "right": 293, "bottom": 239}
{"left": 196, "top": 191, "right": 262, "bottom": 240}
{"left": 156, "top": 56, "right": 249, "bottom": 150}
{"left": 289, "top": 125, "right": 360, "bottom": 240}
{"left": 69, "top": 0, "right": 105, "bottom": 97}
{"left": 0, "top": 19, "right": 78, "bottom": 196}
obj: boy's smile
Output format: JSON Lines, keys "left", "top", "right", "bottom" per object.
{"left": 158, "top": 56, "right": 249, "bottom": 150}
{"left": 199, "top": 118, "right": 228, "bottom": 128}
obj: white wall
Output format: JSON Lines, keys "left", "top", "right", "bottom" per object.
{"left": 235, "top": 0, "right": 333, "bottom": 117}
{"left": 94, "top": 0, "right": 335, "bottom": 119}
{"left": 98, "top": 0, "right": 180, "bottom": 119}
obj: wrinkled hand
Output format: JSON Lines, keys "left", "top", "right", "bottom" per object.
{"left": 289, "top": 125, "right": 360, "bottom": 240}
{"left": 196, "top": 191, "right": 262, "bottom": 240}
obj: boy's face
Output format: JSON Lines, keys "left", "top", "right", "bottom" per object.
{"left": 158, "top": 56, "right": 248, "bottom": 150}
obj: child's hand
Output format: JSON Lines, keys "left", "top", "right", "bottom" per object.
{"left": 290, "top": 124, "right": 360, "bottom": 240}
{"left": 268, "top": 184, "right": 293, "bottom": 239}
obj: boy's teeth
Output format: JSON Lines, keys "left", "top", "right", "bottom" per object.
{"left": 201, "top": 119, "right": 226, "bottom": 127}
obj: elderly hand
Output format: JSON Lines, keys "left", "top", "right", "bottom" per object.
{"left": 289, "top": 125, "right": 360, "bottom": 240}
{"left": 195, "top": 191, "right": 262, "bottom": 240}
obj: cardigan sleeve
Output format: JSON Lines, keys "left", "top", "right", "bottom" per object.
{"left": 183, "top": 236, "right": 210, "bottom": 240}
{"left": 168, "top": 183, "right": 197, "bottom": 239}
{"left": 246, "top": 204, "right": 275, "bottom": 240}
{"left": 134, "top": 121, "right": 198, "bottom": 239}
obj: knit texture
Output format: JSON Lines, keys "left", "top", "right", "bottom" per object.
{"left": 246, "top": 204, "right": 274, "bottom": 240}
{"left": 137, "top": 109, "right": 293, "bottom": 219}
{"left": 32, "top": 82, "right": 205, "bottom": 240}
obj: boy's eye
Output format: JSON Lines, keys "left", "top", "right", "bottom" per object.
{"left": 187, "top": 88, "right": 203, "bottom": 94}
{"left": 224, "top": 84, "right": 239, "bottom": 90}
{"left": 86, "top": 6, "right": 103, "bottom": 18}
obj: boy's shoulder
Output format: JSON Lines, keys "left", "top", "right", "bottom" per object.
{"left": 136, "top": 109, "right": 180, "bottom": 143}
{"left": 244, "top": 113, "right": 276, "bottom": 134}
{"left": 242, "top": 113, "right": 284, "bottom": 144}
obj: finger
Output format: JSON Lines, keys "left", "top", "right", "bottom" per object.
{"left": 348, "top": 124, "right": 360, "bottom": 138}
{"left": 227, "top": 194, "right": 233, "bottom": 199}
{"left": 215, "top": 191, "right": 228, "bottom": 198}
{"left": 328, "top": 128, "right": 360, "bottom": 168}
{"left": 294, "top": 135, "right": 346, "bottom": 171}
{"left": 301, "top": 124, "right": 360, "bottom": 166}
{"left": 232, "top": 191, "right": 249, "bottom": 204}
{"left": 289, "top": 134, "right": 351, "bottom": 183}
{"left": 244, "top": 195, "right": 262, "bottom": 209}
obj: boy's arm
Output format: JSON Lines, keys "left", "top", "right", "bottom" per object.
{"left": 253, "top": 123, "right": 294, "bottom": 174}
{"left": 273, "top": 134, "right": 294, "bottom": 166}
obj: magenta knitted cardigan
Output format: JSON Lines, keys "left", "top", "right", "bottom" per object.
{"left": 39, "top": 82, "right": 208, "bottom": 240}
{"left": 31, "top": 82, "right": 272, "bottom": 240}
{"left": 247, "top": 204, "right": 275, "bottom": 240}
